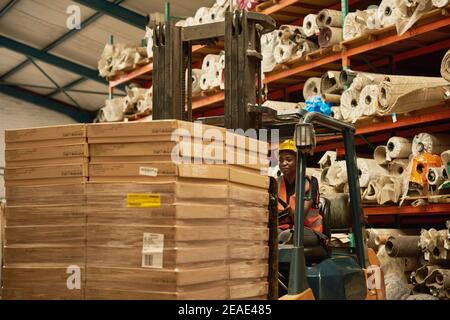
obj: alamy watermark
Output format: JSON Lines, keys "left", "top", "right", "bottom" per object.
{"left": 66, "top": 4, "right": 81, "bottom": 30}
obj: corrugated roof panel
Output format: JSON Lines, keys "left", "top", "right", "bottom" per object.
{"left": 50, "top": 14, "right": 144, "bottom": 68}
{"left": 0, "top": 47, "right": 25, "bottom": 75}
{"left": 0, "top": 0, "right": 95, "bottom": 49}
{"left": 121, "top": 0, "right": 215, "bottom": 17}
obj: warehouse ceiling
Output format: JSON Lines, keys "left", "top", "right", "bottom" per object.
{"left": 0, "top": 0, "right": 215, "bottom": 122}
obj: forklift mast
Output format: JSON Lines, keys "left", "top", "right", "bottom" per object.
{"left": 151, "top": 10, "right": 276, "bottom": 131}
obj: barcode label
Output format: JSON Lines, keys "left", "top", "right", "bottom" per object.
{"left": 142, "top": 253, "right": 163, "bottom": 268}
{"left": 142, "top": 233, "right": 164, "bottom": 268}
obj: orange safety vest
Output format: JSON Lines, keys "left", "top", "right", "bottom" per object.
{"left": 277, "top": 176, "right": 323, "bottom": 233}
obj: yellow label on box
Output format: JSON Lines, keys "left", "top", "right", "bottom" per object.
{"left": 127, "top": 194, "right": 161, "bottom": 208}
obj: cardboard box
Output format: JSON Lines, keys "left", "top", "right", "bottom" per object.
{"left": 5, "top": 163, "right": 88, "bottom": 181}
{"left": 5, "top": 225, "right": 85, "bottom": 246}
{"left": 85, "top": 266, "right": 228, "bottom": 292}
{"left": 2, "top": 287, "right": 84, "bottom": 300}
{"left": 5, "top": 124, "right": 86, "bottom": 149}
{"left": 5, "top": 184, "right": 85, "bottom": 206}
{"left": 5, "top": 144, "right": 88, "bottom": 168}
{"left": 4, "top": 246, "right": 85, "bottom": 265}
{"left": 229, "top": 167, "right": 269, "bottom": 189}
{"left": 5, "top": 205, "right": 85, "bottom": 227}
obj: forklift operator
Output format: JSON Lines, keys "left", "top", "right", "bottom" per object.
{"left": 277, "top": 139, "right": 323, "bottom": 233}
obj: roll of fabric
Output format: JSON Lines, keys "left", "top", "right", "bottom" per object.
{"left": 343, "top": 9, "right": 377, "bottom": 41}
{"left": 389, "top": 159, "right": 409, "bottom": 176}
{"left": 433, "top": 0, "right": 450, "bottom": 7}
{"left": 427, "top": 166, "right": 446, "bottom": 186}
{"left": 210, "top": 4, "right": 226, "bottom": 22}
{"left": 277, "top": 25, "right": 303, "bottom": 44}
{"left": 144, "top": 27, "right": 154, "bottom": 59}
{"left": 200, "top": 73, "right": 211, "bottom": 91}
{"left": 321, "top": 93, "right": 341, "bottom": 104}
{"left": 378, "top": 0, "right": 401, "bottom": 27}
{"left": 326, "top": 161, "right": 348, "bottom": 187}
{"left": 303, "top": 14, "right": 319, "bottom": 37}
{"left": 321, "top": 71, "right": 343, "bottom": 94}
{"left": 194, "top": 7, "right": 211, "bottom": 25}
{"left": 374, "top": 145, "right": 389, "bottom": 166}
{"left": 297, "top": 40, "right": 319, "bottom": 58}
{"left": 316, "top": 9, "right": 342, "bottom": 28}
{"left": 441, "top": 49, "right": 450, "bottom": 82}
{"left": 377, "top": 76, "right": 448, "bottom": 115}
{"left": 339, "top": 70, "right": 386, "bottom": 88}
{"left": 412, "top": 133, "right": 450, "bottom": 156}
{"left": 186, "top": 17, "right": 196, "bottom": 26}
{"left": 358, "top": 158, "right": 390, "bottom": 188}
{"left": 202, "top": 54, "right": 221, "bottom": 73}
{"left": 190, "top": 69, "right": 203, "bottom": 94}
{"left": 363, "top": 175, "right": 403, "bottom": 204}
{"left": 318, "top": 26, "right": 343, "bottom": 48}
{"left": 319, "top": 151, "right": 337, "bottom": 170}
{"left": 319, "top": 185, "right": 338, "bottom": 194}
{"left": 387, "top": 137, "right": 412, "bottom": 159}
{"left": 261, "top": 31, "right": 278, "bottom": 73}
{"left": 331, "top": 106, "right": 343, "bottom": 120}
{"left": 273, "top": 42, "right": 296, "bottom": 64}
{"left": 442, "top": 150, "right": 450, "bottom": 166}
{"left": 340, "top": 89, "right": 360, "bottom": 122}
{"left": 303, "top": 77, "right": 322, "bottom": 99}
{"left": 359, "top": 84, "right": 380, "bottom": 116}
{"left": 394, "top": 0, "right": 433, "bottom": 36}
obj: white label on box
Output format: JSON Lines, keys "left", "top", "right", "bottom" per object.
{"left": 142, "top": 233, "right": 164, "bottom": 268}
{"left": 139, "top": 167, "right": 158, "bottom": 177}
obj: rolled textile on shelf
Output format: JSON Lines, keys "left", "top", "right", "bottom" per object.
{"left": 358, "top": 158, "right": 390, "bottom": 188}
{"left": 387, "top": 137, "right": 412, "bottom": 159}
{"left": 144, "top": 27, "right": 153, "bottom": 59}
{"left": 343, "top": 9, "right": 377, "bottom": 41}
{"left": 175, "top": 20, "right": 186, "bottom": 27}
{"left": 377, "top": 76, "right": 449, "bottom": 115}
{"left": 385, "top": 235, "right": 421, "bottom": 257}
{"left": 202, "top": 54, "right": 221, "bottom": 73}
{"left": 441, "top": 49, "right": 450, "bottom": 82}
{"left": 186, "top": 17, "right": 195, "bottom": 26}
{"left": 321, "top": 71, "right": 343, "bottom": 94}
{"left": 389, "top": 159, "right": 410, "bottom": 176}
{"left": 340, "top": 70, "right": 387, "bottom": 88}
{"left": 320, "top": 167, "right": 331, "bottom": 185}
{"left": 432, "top": 0, "right": 450, "bottom": 7}
{"left": 219, "top": 54, "right": 225, "bottom": 69}
{"left": 188, "top": 69, "right": 203, "bottom": 94}
{"left": 199, "top": 73, "right": 211, "bottom": 91}
{"left": 321, "top": 93, "right": 341, "bottom": 104}
{"left": 359, "top": 84, "right": 380, "bottom": 116}
{"left": 318, "top": 26, "right": 343, "bottom": 48}
{"left": 210, "top": 4, "right": 226, "bottom": 22}
{"left": 316, "top": 9, "right": 342, "bottom": 28}
{"left": 412, "top": 133, "right": 450, "bottom": 156}
{"left": 427, "top": 166, "right": 446, "bottom": 186}
{"left": 442, "top": 150, "right": 450, "bottom": 166}
{"left": 414, "top": 265, "right": 440, "bottom": 284}
{"left": 277, "top": 25, "right": 304, "bottom": 44}
{"left": 297, "top": 40, "right": 319, "bottom": 58}
{"left": 261, "top": 31, "right": 278, "bottom": 73}
{"left": 303, "top": 77, "right": 322, "bottom": 99}
{"left": 274, "top": 42, "right": 296, "bottom": 64}
{"left": 326, "top": 161, "right": 347, "bottom": 187}
{"left": 303, "top": 14, "right": 319, "bottom": 37}
{"left": 432, "top": 0, "right": 450, "bottom": 6}
{"left": 374, "top": 145, "right": 389, "bottom": 166}
{"left": 394, "top": 0, "right": 433, "bottom": 36}
{"left": 319, "top": 151, "right": 337, "bottom": 170}
{"left": 331, "top": 106, "right": 343, "bottom": 120}
{"left": 320, "top": 185, "right": 338, "bottom": 194}
{"left": 210, "top": 63, "right": 223, "bottom": 88}
{"left": 378, "top": 0, "right": 401, "bottom": 27}
{"left": 194, "top": 7, "right": 211, "bottom": 25}
{"left": 340, "top": 89, "right": 360, "bottom": 122}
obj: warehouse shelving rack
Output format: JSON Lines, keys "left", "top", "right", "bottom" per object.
{"left": 106, "top": 1, "right": 450, "bottom": 225}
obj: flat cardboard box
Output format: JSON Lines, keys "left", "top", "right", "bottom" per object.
{"left": 229, "top": 167, "right": 269, "bottom": 189}
{"left": 6, "top": 157, "right": 88, "bottom": 168}
{"left": 86, "top": 204, "right": 228, "bottom": 224}
{"left": 4, "top": 177, "right": 88, "bottom": 187}
{"left": 86, "top": 266, "right": 228, "bottom": 292}
{"left": 229, "top": 183, "right": 270, "bottom": 206}
{"left": 88, "top": 163, "right": 229, "bottom": 181}
{"left": 2, "top": 266, "right": 85, "bottom": 291}
{"left": 87, "top": 224, "right": 228, "bottom": 247}
{"left": 5, "top": 225, "right": 85, "bottom": 246}
{"left": 5, "top": 124, "right": 86, "bottom": 149}
{"left": 4, "top": 246, "right": 85, "bottom": 265}
{"left": 229, "top": 205, "right": 268, "bottom": 225}
{"left": 85, "top": 285, "right": 228, "bottom": 300}
{"left": 5, "top": 205, "right": 85, "bottom": 226}
{"left": 87, "top": 245, "right": 228, "bottom": 269}
{"left": 5, "top": 184, "right": 85, "bottom": 206}
{"left": 4, "top": 163, "right": 88, "bottom": 181}
{"left": 5, "top": 144, "right": 88, "bottom": 162}
{"left": 2, "top": 287, "right": 84, "bottom": 300}
{"left": 229, "top": 281, "right": 268, "bottom": 299}
{"left": 229, "top": 244, "right": 269, "bottom": 260}
{"left": 229, "top": 262, "right": 268, "bottom": 280}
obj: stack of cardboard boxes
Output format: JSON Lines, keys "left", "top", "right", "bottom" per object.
{"left": 2, "top": 121, "right": 271, "bottom": 300}
{"left": 3, "top": 125, "right": 88, "bottom": 299}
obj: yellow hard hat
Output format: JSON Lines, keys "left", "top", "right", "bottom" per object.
{"left": 279, "top": 139, "right": 297, "bottom": 153}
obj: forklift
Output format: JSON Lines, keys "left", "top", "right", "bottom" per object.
{"left": 151, "top": 9, "right": 385, "bottom": 300}
{"left": 275, "top": 110, "right": 386, "bottom": 300}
